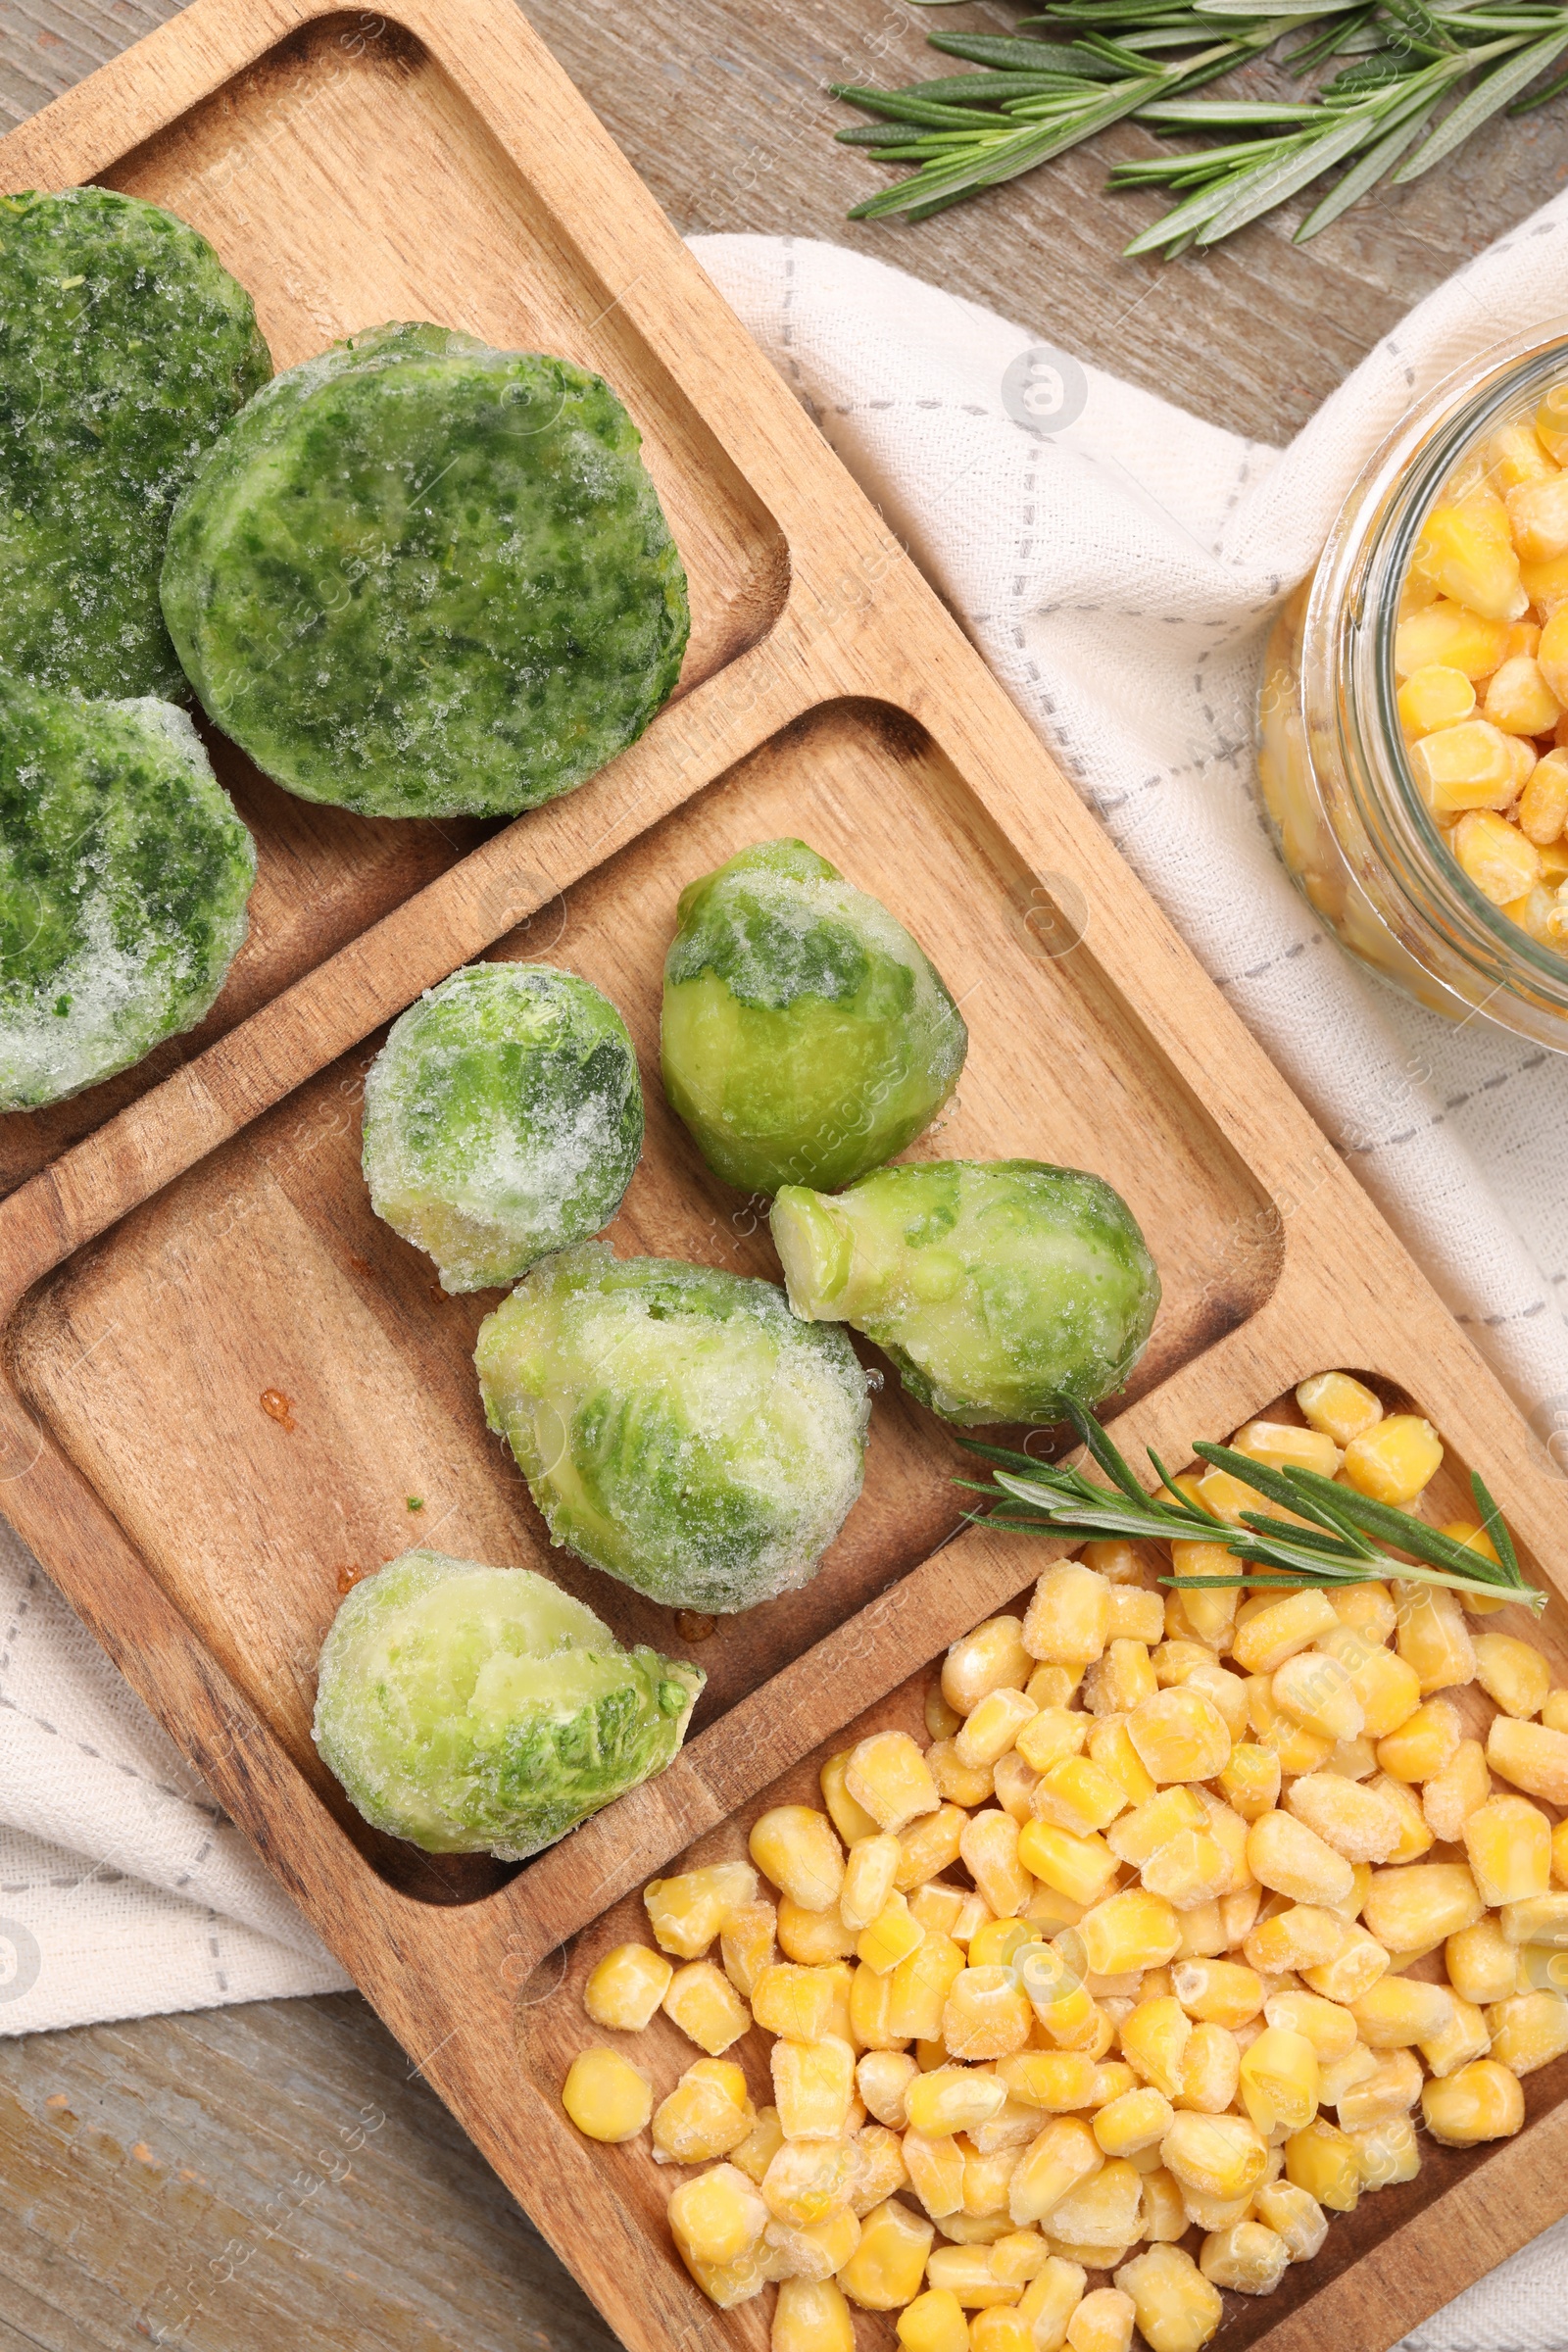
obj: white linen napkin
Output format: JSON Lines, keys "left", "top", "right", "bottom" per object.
{"left": 4, "top": 201, "right": 1568, "bottom": 2343}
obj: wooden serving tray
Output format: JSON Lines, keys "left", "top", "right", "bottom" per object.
{"left": 1, "top": 6, "right": 1565, "bottom": 2347}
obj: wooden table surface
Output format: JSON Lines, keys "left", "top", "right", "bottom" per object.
{"left": 4, "top": 1, "right": 1568, "bottom": 2348}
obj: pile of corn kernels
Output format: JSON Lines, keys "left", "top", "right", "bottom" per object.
{"left": 1396, "top": 377, "right": 1568, "bottom": 942}
{"left": 560, "top": 1372, "right": 1568, "bottom": 2352}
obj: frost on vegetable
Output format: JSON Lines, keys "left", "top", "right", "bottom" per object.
{"left": 474, "top": 1243, "right": 871, "bottom": 1613}
{"left": 312, "top": 1549, "right": 704, "bottom": 1859}
{"left": 0, "top": 186, "right": 271, "bottom": 703}
{"left": 0, "top": 677, "right": 255, "bottom": 1110}
{"left": 661, "top": 838, "right": 966, "bottom": 1194}
{"left": 161, "top": 323, "right": 690, "bottom": 819}
{"left": 771, "top": 1158, "right": 1160, "bottom": 1427}
{"left": 362, "top": 962, "right": 643, "bottom": 1293}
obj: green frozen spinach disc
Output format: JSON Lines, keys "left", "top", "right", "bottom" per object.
{"left": 475, "top": 1243, "right": 871, "bottom": 1614}
{"left": 0, "top": 677, "right": 255, "bottom": 1110}
{"left": 362, "top": 962, "right": 644, "bottom": 1294}
{"left": 161, "top": 323, "right": 690, "bottom": 819}
{"left": 0, "top": 186, "right": 271, "bottom": 702}
{"left": 662, "top": 838, "right": 967, "bottom": 1194}
{"left": 313, "top": 1549, "right": 704, "bottom": 1859}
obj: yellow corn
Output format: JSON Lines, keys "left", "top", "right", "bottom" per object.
{"left": 680, "top": 2239, "right": 786, "bottom": 2308}
{"left": 898, "top": 1805, "right": 969, "bottom": 1891}
{"left": 858, "top": 1892, "right": 927, "bottom": 1977}
{"left": 989, "top": 2231, "right": 1050, "bottom": 2287}
{"left": 1008, "top": 2116, "right": 1103, "bottom": 2227}
{"left": 945, "top": 1618, "right": 1033, "bottom": 1716}
{"left": 906, "top": 2068, "right": 1007, "bottom": 2139}
{"left": 774, "top": 2278, "right": 858, "bottom": 2352}
{"left": 1079, "top": 1889, "right": 1182, "bottom": 1978}
{"left": 855, "top": 2122, "right": 911, "bottom": 2213}
{"left": 778, "top": 1896, "right": 859, "bottom": 1967}
{"left": 1031, "top": 1755, "right": 1128, "bottom": 1839}
{"left": 1138, "top": 2169, "right": 1189, "bottom": 2243}
{"left": 1489, "top": 1712, "right": 1568, "bottom": 1804}
{"left": 1422, "top": 1737, "right": 1493, "bottom": 1843}
{"left": 1246, "top": 1678, "right": 1334, "bottom": 1776}
{"left": 1064, "top": 2286, "right": 1135, "bottom": 2352}
{"left": 1345, "top": 2115, "right": 1422, "bottom": 2188}
{"left": 1046, "top": 2156, "right": 1143, "bottom": 2252}
{"left": 961, "top": 1809, "right": 1032, "bottom": 1920}
{"left": 1124, "top": 1687, "right": 1232, "bottom": 1785}
{"left": 1112, "top": 2244, "right": 1223, "bottom": 2352}
{"left": 1086, "top": 1718, "right": 1158, "bottom": 1810}
{"left": 1377, "top": 1695, "right": 1464, "bottom": 1787}
{"left": 1412, "top": 489, "right": 1525, "bottom": 617}
{"left": 1252, "top": 2178, "right": 1328, "bottom": 2262}
{"left": 929, "top": 1740, "right": 997, "bottom": 1811}
{"left": 1264, "top": 1987, "right": 1357, "bottom": 2063}
{"left": 841, "top": 1834, "right": 904, "bottom": 1934}
{"left": 1462, "top": 1791, "right": 1551, "bottom": 1907}
{"left": 898, "top": 2287, "right": 972, "bottom": 2352}
{"left": 718, "top": 1900, "right": 778, "bottom": 2001}
{"left": 1025, "top": 1563, "right": 1112, "bottom": 1668}
{"left": 772, "top": 2036, "right": 856, "bottom": 2141}
{"left": 963, "top": 2142, "right": 1025, "bottom": 2220}
{"left": 1028, "top": 1664, "right": 1082, "bottom": 1711}
{"left": 1487, "top": 1988, "right": 1568, "bottom": 2075}
{"left": 1184, "top": 1664, "right": 1250, "bottom": 1743}
{"left": 1446, "top": 1915, "right": 1522, "bottom": 2005}
{"left": 1121, "top": 1995, "right": 1193, "bottom": 2098}
{"left": 1283, "top": 1772, "right": 1401, "bottom": 1866}
{"left": 1349, "top": 1976, "right": 1453, "bottom": 2048}
{"left": 1170, "top": 1956, "right": 1263, "bottom": 2028}
{"left": 928, "top": 1682, "right": 966, "bottom": 1740}
{"left": 1343, "top": 1414, "right": 1444, "bottom": 1505}
{"left": 644, "top": 1861, "right": 759, "bottom": 1959}
{"left": 1173, "top": 2022, "right": 1238, "bottom": 2115}
{"left": 1018, "top": 1818, "right": 1119, "bottom": 1909}
{"left": 888, "top": 1931, "right": 967, "bottom": 2043}
{"left": 1246, "top": 1811, "right": 1355, "bottom": 1907}
{"left": 1238, "top": 2025, "right": 1319, "bottom": 2134}
{"left": 958, "top": 1687, "right": 1041, "bottom": 1772}
{"left": 1520, "top": 748, "right": 1568, "bottom": 845}
{"left": 1198, "top": 2220, "right": 1290, "bottom": 2297}
{"left": 904, "top": 2128, "right": 967, "bottom": 2219}
{"left": 927, "top": 2246, "right": 1022, "bottom": 2311}
{"left": 562, "top": 2046, "right": 653, "bottom": 2142}
{"left": 1016, "top": 1706, "right": 1090, "bottom": 1776}
{"left": 752, "top": 1808, "right": 847, "bottom": 1913}
{"left": 668, "top": 2164, "right": 769, "bottom": 2267}
{"left": 1334, "top": 2048, "right": 1421, "bottom": 2127}
{"left": 1500, "top": 1891, "right": 1568, "bottom": 1946}
{"left": 821, "top": 1751, "right": 880, "bottom": 1846}
{"left": 839, "top": 2197, "right": 936, "bottom": 2310}
{"left": 1297, "top": 1372, "right": 1383, "bottom": 1446}
{"left": 1094, "top": 2085, "right": 1174, "bottom": 2157}
{"left": 909, "top": 1885, "right": 976, "bottom": 1943}
{"left": 995, "top": 2051, "right": 1099, "bottom": 2113}
{"left": 733, "top": 2107, "right": 786, "bottom": 2186}
{"left": 847, "top": 1732, "right": 942, "bottom": 1836}
{"left": 1317, "top": 2042, "right": 1378, "bottom": 2109}
{"left": 1485, "top": 651, "right": 1563, "bottom": 733}
{"left": 767, "top": 2205, "right": 863, "bottom": 2282}
{"left": 1422, "top": 2058, "right": 1527, "bottom": 2145}
{"left": 1418, "top": 1993, "right": 1492, "bottom": 2080}
{"left": 1544, "top": 1690, "right": 1568, "bottom": 1733}
{"left": 1175, "top": 1903, "right": 1226, "bottom": 1960}
{"left": 1299, "top": 1923, "right": 1389, "bottom": 2005}
{"left": 1283, "top": 2118, "right": 1360, "bottom": 2211}
{"left": 1398, "top": 662, "right": 1478, "bottom": 736}
{"left": 1393, "top": 1588, "right": 1476, "bottom": 1697}
{"left": 751, "top": 1966, "right": 843, "bottom": 2043}
{"left": 1105, "top": 1586, "right": 1164, "bottom": 1644}
{"left": 1395, "top": 598, "right": 1511, "bottom": 678}
{"left": 1366, "top": 1772, "right": 1434, "bottom": 1865}
{"left": 858, "top": 2049, "right": 918, "bottom": 2129}
{"left": 583, "top": 1942, "right": 674, "bottom": 2031}
{"left": 1085, "top": 1638, "right": 1161, "bottom": 1717}
{"left": 1270, "top": 1648, "right": 1366, "bottom": 1744}
{"left": 1140, "top": 1830, "right": 1234, "bottom": 1911}
{"left": 1216, "top": 1742, "right": 1281, "bottom": 1823}
{"left": 653, "top": 2058, "right": 757, "bottom": 2164}
{"left": 1244, "top": 1903, "right": 1349, "bottom": 1976}
{"left": 1225, "top": 1418, "right": 1341, "bottom": 1478}
{"left": 1233, "top": 1590, "right": 1342, "bottom": 1676}
{"left": 1018, "top": 2257, "right": 1090, "bottom": 2351}
{"left": 662, "top": 1960, "right": 752, "bottom": 2055}
{"left": 969, "top": 1920, "right": 1034, "bottom": 1971}
{"left": 944, "top": 1967, "right": 1036, "bottom": 2061}
{"left": 1362, "top": 1861, "right": 1484, "bottom": 1952}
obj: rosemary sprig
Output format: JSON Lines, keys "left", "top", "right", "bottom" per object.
{"left": 963, "top": 1400, "right": 1546, "bottom": 1609}
{"left": 830, "top": 0, "right": 1568, "bottom": 247}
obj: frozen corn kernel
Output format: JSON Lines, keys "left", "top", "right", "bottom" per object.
{"left": 583, "top": 1942, "right": 674, "bottom": 2032}
{"left": 1080, "top": 1889, "right": 1182, "bottom": 1978}
{"left": 888, "top": 1930, "right": 966, "bottom": 2043}
{"left": 1343, "top": 1417, "right": 1442, "bottom": 1509}
{"left": 1082, "top": 1539, "right": 1146, "bottom": 1586}
{"left": 1140, "top": 1830, "right": 1233, "bottom": 1911}
{"left": 1247, "top": 1679, "right": 1334, "bottom": 1776}
{"left": 993, "top": 1753, "right": 1041, "bottom": 1826}
{"left": 944, "top": 1967, "right": 1036, "bottom": 2061}
{"left": 1365, "top": 1772, "right": 1433, "bottom": 1864}
{"left": 928, "top": 1681, "right": 966, "bottom": 1741}
{"left": 1396, "top": 599, "right": 1510, "bottom": 679}
{"left": 1245, "top": 1904, "right": 1349, "bottom": 1977}
{"left": 841, "top": 1834, "right": 903, "bottom": 1934}
{"left": 752, "top": 1809, "right": 847, "bottom": 1913}
{"left": 1419, "top": 1993, "right": 1492, "bottom": 2081}
{"left": 969, "top": 1920, "right": 1033, "bottom": 1971}
{"left": 663, "top": 1960, "right": 752, "bottom": 2055}
{"left": 927, "top": 2246, "right": 1022, "bottom": 2310}
{"left": 779, "top": 1897, "right": 858, "bottom": 1968}
{"left": 898, "top": 2287, "right": 972, "bottom": 2352}
{"left": 768, "top": 2202, "right": 865, "bottom": 2282}
{"left": 1349, "top": 1975, "right": 1453, "bottom": 2048}
{"left": 1106, "top": 1586, "right": 1165, "bottom": 1643}
{"left": 1171, "top": 1957, "right": 1264, "bottom": 2028}
{"left": 774, "top": 2277, "right": 857, "bottom": 2352}
{"left": 1233, "top": 1591, "right": 1341, "bottom": 1676}
{"left": 1298, "top": 1372, "right": 1383, "bottom": 1446}
{"left": 1520, "top": 745, "right": 1568, "bottom": 844}
{"left": 1378, "top": 1693, "right": 1463, "bottom": 1781}
{"left": 904, "top": 2128, "right": 967, "bottom": 2219}
{"left": 1238, "top": 2026, "right": 1319, "bottom": 2134}
{"left": 1065, "top": 2286, "right": 1135, "bottom": 2352}
{"left": 821, "top": 1751, "right": 880, "bottom": 1847}
{"left": 1008, "top": 2116, "right": 1103, "bottom": 2227}
{"left": 1265, "top": 1987, "right": 1357, "bottom": 2063}
{"left": 1174, "top": 2184, "right": 1252, "bottom": 2235}
{"left": 1025, "top": 1564, "right": 1112, "bottom": 1668}
{"left": 1163, "top": 1557, "right": 1238, "bottom": 1653}
{"left": 1247, "top": 1811, "right": 1355, "bottom": 1908}
{"left": 1047, "top": 2156, "right": 1143, "bottom": 2250}
{"left": 1422, "top": 1738, "right": 1493, "bottom": 1843}
{"left": 1334, "top": 2048, "right": 1421, "bottom": 2128}
{"left": 1492, "top": 416, "right": 1559, "bottom": 485}
{"left": 1199, "top": 2221, "right": 1289, "bottom": 2297}
{"left": 750, "top": 1966, "right": 838, "bottom": 2043}
{"left": 1423, "top": 2057, "right": 1527, "bottom": 2146}
{"left": 734, "top": 2107, "right": 786, "bottom": 2185}
{"left": 1398, "top": 663, "right": 1478, "bottom": 737}
{"left": 773, "top": 2037, "right": 856, "bottom": 2140}
{"left": 1018, "top": 2256, "right": 1088, "bottom": 2351}
{"left": 858, "top": 2048, "right": 918, "bottom": 2129}
{"left": 1217, "top": 1742, "right": 1281, "bottom": 1823}
{"left": 1363, "top": 1861, "right": 1484, "bottom": 1951}
{"left": 956, "top": 1810, "right": 1027, "bottom": 1920}
{"left": 1219, "top": 1884, "right": 1263, "bottom": 1951}
{"left": 1125, "top": 1688, "right": 1230, "bottom": 1785}
{"left": 1174, "top": 2021, "right": 1240, "bottom": 2115}
{"left": 1463, "top": 1792, "right": 1552, "bottom": 1905}
{"left": 1272, "top": 1649, "right": 1366, "bottom": 1743}
{"left": 839, "top": 2196, "right": 935, "bottom": 2310}
{"left": 644, "top": 1862, "right": 760, "bottom": 1959}
{"left": 1027, "top": 1664, "right": 1082, "bottom": 1711}
{"left": 1095, "top": 2086, "right": 1174, "bottom": 2157}
{"left": 1284, "top": 1772, "right": 1401, "bottom": 1865}
{"left": 1087, "top": 1718, "right": 1158, "bottom": 1809}
{"left": 989, "top": 2230, "right": 1050, "bottom": 2288}
{"left": 963, "top": 2142, "right": 1025, "bottom": 2219}
{"left": 858, "top": 1892, "right": 926, "bottom": 1977}
{"left": 1017, "top": 1818, "right": 1118, "bottom": 1909}
{"left": 899, "top": 1805, "right": 969, "bottom": 1891}
{"left": 562, "top": 2046, "right": 653, "bottom": 2142}
{"left": 998, "top": 2051, "right": 1101, "bottom": 2112}
{"left": 1488, "top": 1712, "right": 1568, "bottom": 1804}
{"left": 958, "top": 1687, "right": 1040, "bottom": 1773}
{"left": 1412, "top": 491, "right": 1526, "bottom": 619}
{"left": 1031, "top": 1756, "right": 1128, "bottom": 1839}
{"left": 1121, "top": 1995, "right": 1193, "bottom": 2098}
{"left": 1474, "top": 1631, "right": 1552, "bottom": 1719}
{"left": 1253, "top": 2178, "right": 1328, "bottom": 2261}
{"left": 1106, "top": 1785, "right": 1204, "bottom": 1871}
{"left": 1283, "top": 2118, "right": 1359, "bottom": 2212}
{"left": 945, "top": 1618, "right": 1033, "bottom": 1716}
{"left": 1501, "top": 1891, "right": 1568, "bottom": 1946}
{"left": 1485, "top": 652, "right": 1563, "bottom": 733}
{"left": 1410, "top": 721, "right": 1519, "bottom": 814}
{"left": 1139, "top": 2168, "right": 1188, "bottom": 2242}
{"left": 847, "top": 1732, "right": 942, "bottom": 1836}
{"left": 1113, "top": 2244, "right": 1223, "bottom": 2352}
{"left": 1016, "top": 1706, "right": 1090, "bottom": 1776}
{"left": 1487, "top": 1988, "right": 1568, "bottom": 2074}
{"left": 1227, "top": 1418, "right": 1342, "bottom": 1477}
{"left": 929, "top": 1740, "right": 997, "bottom": 1810}
{"left": 1446, "top": 1914, "right": 1520, "bottom": 2006}
{"left": 654, "top": 2058, "right": 757, "bottom": 2164}
{"left": 1084, "top": 1638, "right": 1161, "bottom": 1717}
{"left": 1457, "top": 806, "right": 1546, "bottom": 898}
{"left": 721, "top": 1900, "right": 778, "bottom": 2000}
{"left": 761, "top": 2133, "right": 858, "bottom": 2228}
{"left": 668, "top": 2163, "right": 769, "bottom": 2267}
{"left": 1329, "top": 1582, "right": 1399, "bottom": 1642}
{"left": 680, "top": 2239, "right": 784, "bottom": 2308}
{"left": 1345, "top": 2114, "right": 1421, "bottom": 2188}
{"left": 1174, "top": 1903, "right": 1225, "bottom": 1962}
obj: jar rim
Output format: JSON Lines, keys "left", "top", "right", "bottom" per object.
{"left": 1305, "top": 318, "right": 1568, "bottom": 1027}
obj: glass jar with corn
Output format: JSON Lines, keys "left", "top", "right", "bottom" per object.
{"left": 560, "top": 1369, "right": 1568, "bottom": 2351}
{"left": 1261, "top": 323, "right": 1568, "bottom": 1045}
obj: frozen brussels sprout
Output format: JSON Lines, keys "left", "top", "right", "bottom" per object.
{"left": 475, "top": 1243, "right": 871, "bottom": 1613}
{"left": 313, "top": 1549, "right": 703, "bottom": 1859}
{"left": 362, "top": 962, "right": 643, "bottom": 1293}
{"left": 771, "top": 1159, "right": 1159, "bottom": 1427}
{"left": 661, "top": 838, "right": 966, "bottom": 1194}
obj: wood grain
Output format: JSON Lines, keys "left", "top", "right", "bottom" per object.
{"left": 2, "top": 8, "right": 1568, "bottom": 2352}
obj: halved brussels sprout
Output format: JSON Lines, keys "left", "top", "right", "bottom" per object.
{"left": 474, "top": 1243, "right": 871, "bottom": 1612}
{"left": 361, "top": 962, "right": 643, "bottom": 1293}
{"left": 312, "top": 1549, "right": 703, "bottom": 1859}
{"left": 661, "top": 838, "right": 966, "bottom": 1195}
{"left": 771, "top": 1159, "right": 1159, "bottom": 1427}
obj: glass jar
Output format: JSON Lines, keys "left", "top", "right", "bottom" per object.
{"left": 1259, "top": 321, "right": 1568, "bottom": 1049}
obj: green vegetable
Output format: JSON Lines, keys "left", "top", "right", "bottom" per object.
{"left": 161, "top": 322, "right": 689, "bottom": 819}
{"left": 475, "top": 1243, "right": 871, "bottom": 1612}
{"left": 771, "top": 1158, "right": 1158, "bottom": 1426}
{"left": 830, "top": 0, "right": 1568, "bottom": 252}
{"left": 362, "top": 962, "right": 644, "bottom": 1293}
{"left": 661, "top": 838, "right": 966, "bottom": 1196}
{"left": 0, "top": 185, "right": 270, "bottom": 700}
{"left": 313, "top": 1549, "right": 704, "bottom": 1859}
{"left": 0, "top": 676, "right": 255, "bottom": 1109}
